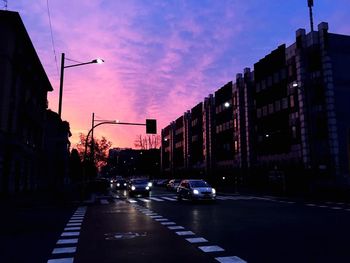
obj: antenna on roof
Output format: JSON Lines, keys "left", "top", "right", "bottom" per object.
{"left": 308, "top": 0, "right": 314, "bottom": 32}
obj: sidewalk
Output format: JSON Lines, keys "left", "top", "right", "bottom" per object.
{"left": 0, "top": 189, "right": 78, "bottom": 262}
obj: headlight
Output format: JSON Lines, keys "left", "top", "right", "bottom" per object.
{"left": 124, "top": 183, "right": 127, "bottom": 186}
{"left": 193, "top": 189, "right": 199, "bottom": 195}
{"left": 131, "top": 186, "right": 136, "bottom": 191}
{"left": 212, "top": 188, "right": 216, "bottom": 194}
{"left": 148, "top": 182, "right": 153, "bottom": 187}
{"left": 146, "top": 186, "right": 150, "bottom": 190}
{"left": 117, "top": 183, "right": 120, "bottom": 187}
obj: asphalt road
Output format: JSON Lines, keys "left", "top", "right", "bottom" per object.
{"left": 4, "top": 186, "right": 350, "bottom": 263}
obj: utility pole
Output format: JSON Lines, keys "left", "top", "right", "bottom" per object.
{"left": 91, "top": 112, "right": 95, "bottom": 162}
{"left": 308, "top": 0, "right": 314, "bottom": 32}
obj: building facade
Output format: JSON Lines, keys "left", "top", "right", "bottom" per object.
{"left": 161, "top": 22, "right": 350, "bottom": 191}
{"left": 0, "top": 11, "right": 53, "bottom": 194}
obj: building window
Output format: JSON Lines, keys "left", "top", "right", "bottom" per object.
{"left": 262, "top": 106, "right": 268, "bottom": 116}
{"left": 281, "top": 68, "right": 286, "bottom": 80}
{"left": 257, "top": 108, "right": 262, "bottom": 118}
{"left": 234, "top": 140, "right": 238, "bottom": 152}
{"left": 256, "top": 83, "right": 261, "bottom": 93}
{"left": 275, "top": 100, "right": 281, "bottom": 112}
{"left": 282, "top": 97, "right": 288, "bottom": 109}
{"left": 273, "top": 72, "right": 280, "bottom": 83}
{"left": 261, "top": 80, "right": 266, "bottom": 90}
{"left": 268, "top": 103, "right": 274, "bottom": 114}
{"left": 290, "top": 95, "right": 295, "bottom": 108}
{"left": 267, "top": 76, "right": 272, "bottom": 87}
{"left": 292, "top": 126, "right": 297, "bottom": 139}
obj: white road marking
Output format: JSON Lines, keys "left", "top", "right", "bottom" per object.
{"left": 67, "top": 223, "right": 82, "bottom": 226}
{"left": 161, "top": 222, "right": 176, "bottom": 225}
{"left": 57, "top": 239, "right": 78, "bottom": 245}
{"left": 161, "top": 197, "right": 177, "bottom": 201}
{"left": 64, "top": 227, "right": 81, "bottom": 231}
{"left": 331, "top": 207, "right": 342, "bottom": 210}
{"left": 149, "top": 197, "right": 164, "bottom": 201}
{"left": 138, "top": 198, "right": 151, "bottom": 203}
{"left": 47, "top": 258, "right": 74, "bottom": 263}
{"left": 317, "top": 205, "right": 328, "bottom": 208}
{"left": 199, "top": 245, "right": 225, "bottom": 252}
{"left": 61, "top": 232, "right": 80, "bottom": 237}
{"left": 216, "top": 196, "right": 230, "bottom": 200}
{"left": 69, "top": 220, "right": 83, "bottom": 223}
{"left": 186, "top": 237, "right": 208, "bottom": 243}
{"left": 52, "top": 247, "right": 76, "bottom": 254}
{"left": 215, "top": 256, "right": 247, "bottom": 263}
{"left": 306, "top": 204, "right": 316, "bottom": 207}
{"left": 175, "top": 231, "right": 195, "bottom": 236}
{"left": 71, "top": 216, "right": 84, "bottom": 219}
{"left": 155, "top": 218, "right": 168, "bottom": 221}
{"left": 149, "top": 215, "right": 162, "bottom": 218}
{"left": 100, "top": 199, "right": 109, "bottom": 204}
{"left": 128, "top": 199, "right": 137, "bottom": 203}
{"left": 168, "top": 226, "right": 184, "bottom": 230}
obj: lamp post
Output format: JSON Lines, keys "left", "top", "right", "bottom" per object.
{"left": 58, "top": 53, "right": 104, "bottom": 118}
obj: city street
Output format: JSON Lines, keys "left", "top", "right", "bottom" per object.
{"left": 36, "top": 186, "right": 350, "bottom": 263}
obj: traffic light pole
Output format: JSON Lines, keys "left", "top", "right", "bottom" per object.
{"left": 83, "top": 120, "right": 156, "bottom": 162}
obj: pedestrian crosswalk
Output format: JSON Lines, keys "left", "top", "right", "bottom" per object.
{"left": 89, "top": 193, "right": 276, "bottom": 205}
{"left": 125, "top": 195, "right": 273, "bottom": 203}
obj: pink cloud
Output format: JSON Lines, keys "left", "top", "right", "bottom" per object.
{"left": 9, "top": 0, "right": 350, "bottom": 149}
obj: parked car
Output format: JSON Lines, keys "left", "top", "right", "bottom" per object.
{"left": 166, "top": 179, "right": 182, "bottom": 191}
{"left": 128, "top": 178, "right": 152, "bottom": 197}
{"left": 115, "top": 179, "right": 128, "bottom": 190}
{"left": 177, "top": 179, "right": 216, "bottom": 201}
{"left": 154, "top": 179, "right": 169, "bottom": 186}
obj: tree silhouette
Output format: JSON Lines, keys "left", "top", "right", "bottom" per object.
{"left": 134, "top": 134, "right": 161, "bottom": 149}
{"left": 76, "top": 133, "right": 112, "bottom": 170}
{"left": 69, "top": 148, "right": 83, "bottom": 182}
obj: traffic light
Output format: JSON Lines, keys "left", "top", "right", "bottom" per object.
{"left": 146, "top": 119, "right": 157, "bottom": 134}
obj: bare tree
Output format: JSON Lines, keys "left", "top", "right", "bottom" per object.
{"left": 134, "top": 134, "right": 161, "bottom": 149}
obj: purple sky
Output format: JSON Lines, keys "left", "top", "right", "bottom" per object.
{"left": 7, "top": 0, "right": 350, "bottom": 148}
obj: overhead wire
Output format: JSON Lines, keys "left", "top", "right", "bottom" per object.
{"left": 46, "top": 0, "right": 60, "bottom": 77}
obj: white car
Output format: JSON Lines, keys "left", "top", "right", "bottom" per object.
{"left": 177, "top": 179, "right": 216, "bottom": 201}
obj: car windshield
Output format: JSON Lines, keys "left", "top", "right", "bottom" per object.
{"left": 190, "top": 180, "right": 209, "bottom": 188}
{"left": 132, "top": 179, "right": 148, "bottom": 184}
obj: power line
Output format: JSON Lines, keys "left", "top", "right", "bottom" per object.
{"left": 46, "top": 0, "right": 60, "bottom": 77}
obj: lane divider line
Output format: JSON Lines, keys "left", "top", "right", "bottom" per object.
{"left": 133, "top": 203, "right": 247, "bottom": 263}
{"left": 47, "top": 206, "right": 87, "bottom": 263}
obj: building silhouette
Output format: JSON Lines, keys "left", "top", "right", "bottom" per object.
{"left": 161, "top": 22, "right": 350, "bottom": 193}
{"left": 0, "top": 11, "right": 71, "bottom": 195}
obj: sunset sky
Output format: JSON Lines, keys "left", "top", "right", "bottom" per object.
{"left": 7, "top": 0, "right": 350, "bottom": 149}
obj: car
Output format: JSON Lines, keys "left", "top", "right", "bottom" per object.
{"left": 177, "top": 179, "right": 216, "bottom": 201}
{"left": 166, "top": 179, "right": 182, "bottom": 191}
{"left": 128, "top": 178, "right": 152, "bottom": 197}
{"left": 115, "top": 179, "right": 128, "bottom": 190}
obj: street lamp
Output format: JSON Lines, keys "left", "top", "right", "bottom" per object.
{"left": 58, "top": 53, "right": 104, "bottom": 118}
